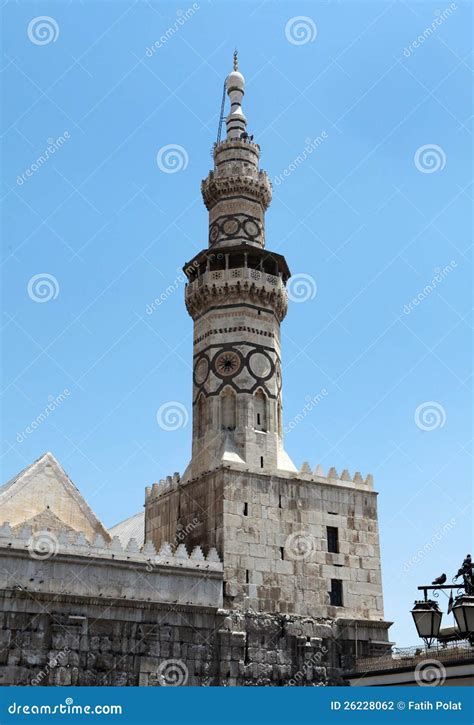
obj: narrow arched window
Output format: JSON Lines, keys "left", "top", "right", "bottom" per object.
{"left": 196, "top": 394, "right": 206, "bottom": 438}
{"left": 221, "top": 388, "right": 236, "bottom": 430}
{"left": 254, "top": 389, "right": 267, "bottom": 432}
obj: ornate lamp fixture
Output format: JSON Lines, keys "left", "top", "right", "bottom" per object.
{"left": 411, "top": 600, "right": 442, "bottom": 648}
{"left": 412, "top": 554, "right": 473, "bottom": 647}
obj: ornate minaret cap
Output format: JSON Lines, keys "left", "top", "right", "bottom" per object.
{"left": 225, "top": 50, "right": 246, "bottom": 139}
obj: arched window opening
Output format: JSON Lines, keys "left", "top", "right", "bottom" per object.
{"left": 254, "top": 389, "right": 267, "bottom": 432}
{"left": 196, "top": 395, "right": 206, "bottom": 438}
{"left": 221, "top": 388, "right": 236, "bottom": 431}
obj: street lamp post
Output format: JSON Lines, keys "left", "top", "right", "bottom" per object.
{"left": 411, "top": 554, "right": 473, "bottom": 647}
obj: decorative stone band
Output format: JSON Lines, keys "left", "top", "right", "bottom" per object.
{"left": 201, "top": 172, "right": 272, "bottom": 212}
{"left": 0, "top": 522, "right": 222, "bottom": 571}
{"left": 185, "top": 276, "right": 288, "bottom": 322}
{"left": 209, "top": 213, "right": 264, "bottom": 246}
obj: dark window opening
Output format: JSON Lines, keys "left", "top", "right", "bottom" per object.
{"left": 328, "top": 511, "right": 338, "bottom": 515}
{"left": 279, "top": 494, "right": 282, "bottom": 509}
{"left": 260, "top": 456, "right": 264, "bottom": 468}
{"left": 257, "top": 413, "right": 261, "bottom": 426}
{"left": 243, "top": 502, "right": 248, "bottom": 516}
{"left": 330, "top": 579, "right": 343, "bottom": 607}
{"left": 280, "top": 547, "right": 284, "bottom": 560}
{"left": 246, "top": 570, "right": 249, "bottom": 583}
{"left": 327, "top": 526, "right": 339, "bottom": 553}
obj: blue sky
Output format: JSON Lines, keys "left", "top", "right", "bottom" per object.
{"left": 1, "top": 0, "right": 472, "bottom": 646}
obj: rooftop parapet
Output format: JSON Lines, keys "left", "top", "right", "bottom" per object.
{"left": 0, "top": 522, "right": 221, "bottom": 572}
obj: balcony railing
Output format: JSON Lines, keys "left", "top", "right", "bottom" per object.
{"left": 354, "top": 641, "right": 473, "bottom": 673}
{"left": 186, "top": 267, "right": 285, "bottom": 294}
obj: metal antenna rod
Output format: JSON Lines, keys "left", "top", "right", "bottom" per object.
{"left": 216, "top": 80, "right": 226, "bottom": 145}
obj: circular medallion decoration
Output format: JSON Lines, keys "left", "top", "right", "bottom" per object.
{"left": 243, "top": 219, "right": 260, "bottom": 239}
{"left": 275, "top": 359, "right": 282, "bottom": 392}
{"left": 209, "top": 225, "right": 219, "bottom": 243}
{"left": 193, "top": 357, "right": 210, "bottom": 385}
{"left": 222, "top": 218, "right": 240, "bottom": 236}
{"left": 214, "top": 350, "right": 242, "bottom": 378}
{"left": 248, "top": 351, "right": 273, "bottom": 380}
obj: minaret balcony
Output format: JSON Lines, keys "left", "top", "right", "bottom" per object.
{"left": 185, "top": 266, "right": 285, "bottom": 295}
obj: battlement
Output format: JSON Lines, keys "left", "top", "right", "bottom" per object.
{"left": 298, "top": 462, "right": 374, "bottom": 490}
{"left": 0, "top": 521, "right": 221, "bottom": 573}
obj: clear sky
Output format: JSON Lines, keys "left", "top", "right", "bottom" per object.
{"left": 1, "top": 0, "right": 472, "bottom": 647}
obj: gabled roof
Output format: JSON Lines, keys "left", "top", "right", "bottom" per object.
{"left": 0, "top": 452, "right": 110, "bottom": 543}
{"left": 109, "top": 511, "right": 145, "bottom": 548}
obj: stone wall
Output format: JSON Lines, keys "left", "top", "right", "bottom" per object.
{"left": 145, "top": 466, "right": 386, "bottom": 622}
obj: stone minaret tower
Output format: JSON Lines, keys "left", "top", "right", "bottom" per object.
{"left": 145, "top": 59, "right": 388, "bottom": 649}
{"left": 182, "top": 53, "right": 297, "bottom": 482}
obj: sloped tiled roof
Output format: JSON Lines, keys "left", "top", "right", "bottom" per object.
{"left": 109, "top": 511, "right": 145, "bottom": 548}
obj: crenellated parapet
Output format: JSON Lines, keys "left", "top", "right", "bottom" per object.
{"left": 0, "top": 521, "right": 221, "bottom": 572}
{"left": 297, "top": 462, "right": 374, "bottom": 490}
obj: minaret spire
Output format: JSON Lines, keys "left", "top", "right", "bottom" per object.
{"left": 225, "top": 52, "right": 246, "bottom": 139}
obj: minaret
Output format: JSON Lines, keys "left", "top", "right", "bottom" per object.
{"left": 182, "top": 55, "right": 297, "bottom": 481}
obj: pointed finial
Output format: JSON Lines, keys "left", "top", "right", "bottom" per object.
{"left": 233, "top": 48, "right": 238, "bottom": 71}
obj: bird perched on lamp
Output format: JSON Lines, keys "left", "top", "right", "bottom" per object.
{"left": 432, "top": 573, "right": 447, "bottom": 585}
